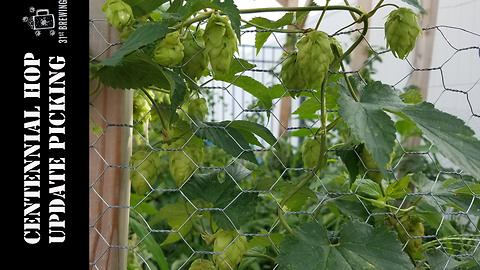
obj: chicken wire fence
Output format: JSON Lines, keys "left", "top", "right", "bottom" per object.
{"left": 89, "top": 17, "right": 480, "bottom": 270}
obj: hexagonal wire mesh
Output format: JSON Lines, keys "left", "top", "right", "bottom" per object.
{"left": 89, "top": 12, "right": 480, "bottom": 270}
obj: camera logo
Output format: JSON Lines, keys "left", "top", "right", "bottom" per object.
{"left": 22, "top": 7, "right": 56, "bottom": 37}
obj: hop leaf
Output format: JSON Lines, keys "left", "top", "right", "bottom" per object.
{"left": 188, "top": 259, "right": 215, "bottom": 270}
{"left": 204, "top": 13, "right": 238, "bottom": 79}
{"left": 101, "top": 0, "right": 134, "bottom": 32}
{"left": 213, "top": 230, "right": 247, "bottom": 270}
{"left": 153, "top": 31, "right": 185, "bottom": 67}
{"left": 385, "top": 8, "right": 422, "bottom": 59}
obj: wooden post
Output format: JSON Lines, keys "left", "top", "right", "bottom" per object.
{"left": 348, "top": 0, "right": 371, "bottom": 72}
{"left": 406, "top": 0, "right": 439, "bottom": 148}
{"left": 407, "top": 0, "right": 439, "bottom": 101}
{"left": 89, "top": 0, "right": 132, "bottom": 269}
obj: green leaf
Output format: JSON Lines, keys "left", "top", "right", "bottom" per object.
{"left": 351, "top": 178, "right": 382, "bottom": 199}
{"left": 181, "top": 170, "right": 258, "bottom": 230}
{"left": 129, "top": 218, "right": 168, "bottom": 270}
{"left": 225, "top": 161, "right": 253, "bottom": 182}
{"left": 150, "top": 200, "right": 195, "bottom": 246}
{"left": 249, "top": 13, "right": 294, "bottom": 54}
{"left": 402, "top": 102, "right": 480, "bottom": 180}
{"left": 277, "top": 220, "right": 412, "bottom": 270}
{"left": 167, "top": 69, "right": 188, "bottom": 123}
{"left": 221, "top": 120, "right": 279, "bottom": 150}
{"left": 124, "top": 0, "right": 169, "bottom": 17}
{"left": 223, "top": 75, "right": 273, "bottom": 112}
{"left": 196, "top": 123, "right": 258, "bottom": 164}
{"left": 95, "top": 51, "right": 172, "bottom": 89}
{"left": 98, "top": 22, "right": 173, "bottom": 66}
{"left": 292, "top": 96, "right": 321, "bottom": 116}
{"left": 400, "top": 88, "right": 423, "bottom": 104}
{"left": 358, "top": 81, "right": 405, "bottom": 111}
{"left": 424, "top": 249, "right": 461, "bottom": 270}
{"left": 338, "top": 82, "right": 399, "bottom": 178}
{"left": 411, "top": 173, "right": 480, "bottom": 217}
{"left": 385, "top": 174, "right": 412, "bottom": 199}
{"left": 400, "top": 0, "right": 427, "bottom": 14}
{"left": 295, "top": 1, "right": 317, "bottom": 24}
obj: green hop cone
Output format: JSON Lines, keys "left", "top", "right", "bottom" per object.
{"left": 358, "top": 144, "right": 395, "bottom": 183}
{"left": 153, "top": 31, "right": 185, "bottom": 67}
{"left": 133, "top": 90, "right": 153, "bottom": 123}
{"left": 204, "top": 13, "right": 238, "bottom": 79}
{"left": 213, "top": 230, "right": 247, "bottom": 270}
{"left": 188, "top": 259, "right": 215, "bottom": 270}
{"left": 296, "top": 30, "right": 334, "bottom": 90}
{"left": 301, "top": 137, "right": 321, "bottom": 168}
{"left": 329, "top": 36, "right": 343, "bottom": 72}
{"left": 358, "top": 145, "right": 382, "bottom": 183}
{"left": 182, "top": 30, "right": 209, "bottom": 82}
{"left": 395, "top": 212, "right": 424, "bottom": 256}
{"left": 133, "top": 90, "right": 154, "bottom": 137}
{"left": 279, "top": 52, "right": 305, "bottom": 98}
{"left": 187, "top": 98, "right": 208, "bottom": 122}
{"left": 102, "top": 0, "right": 134, "bottom": 32}
{"left": 169, "top": 135, "right": 203, "bottom": 187}
{"left": 385, "top": 8, "right": 422, "bottom": 59}
{"left": 129, "top": 151, "right": 162, "bottom": 195}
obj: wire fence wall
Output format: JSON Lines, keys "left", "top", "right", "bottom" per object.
{"left": 89, "top": 16, "right": 480, "bottom": 270}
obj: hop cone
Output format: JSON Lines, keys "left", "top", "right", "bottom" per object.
{"left": 279, "top": 52, "right": 305, "bottom": 97}
{"left": 181, "top": 30, "right": 209, "bottom": 82}
{"left": 301, "top": 137, "right": 321, "bottom": 168}
{"left": 213, "top": 230, "right": 247, "bottom": 270}
{"left": 153, "top": 31, "right": 185, "bottom": 67}
{"left": 395, "top": 212, "right": 424, "bottom": 255}
{"left": 385, "top": 8, "right": 422, "bottom": 59}
{"left": 102, "top": 0, "right": 134, "bottom": 32}
{"left": 329, "top": 36, "right": 343, "bottom": 72}
{"left": 133, "top": 90, "right": 154, "bottom": 123}
{"left": 188, "top": 259, "right": 215, "bottom": 270}
{"left": 129, "top": 151, "right": 162, "bottom": 195}
{"left": 204, "top": 13, "right": 238, "bottom": 79}
{"left": 187, "top": 98, "right": 208, "bottom": 122}
{"left": 169, "top": 136, "right": 203, "bottom": 187}
{"left": 296, "top": 30, "right": 334, "bottom": 89}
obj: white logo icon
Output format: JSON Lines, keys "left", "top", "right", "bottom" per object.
{"left": 22, "top": 7, "right": 55, "bottom": 37}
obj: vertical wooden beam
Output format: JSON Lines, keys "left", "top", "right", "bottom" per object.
{"left": 407, "top": 0, "right": 439, "bottom": 100}
{"left": 278, "top": 0, "right": 298, "bottom": 137}
{"left": 406, "top": 0, "right": 438, "bottom": 148}
{"left": 348, "top": 0, "right": 371, "bottom": 72}
{"left": 89, "top": 0, "right": 132, "bottom": 269}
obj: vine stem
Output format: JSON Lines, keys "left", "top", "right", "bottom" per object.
{"left": 315, "top": 0, "right": 330, "bottom": 30}
{"left": 277, "top": 72, "right": 330, "bottom": 233}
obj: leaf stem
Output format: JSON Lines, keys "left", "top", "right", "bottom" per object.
{"left": 240, "top": 18, "right": 304, "bottom": 34}
{"left": 315, "top": 0, "right": 330, "bottom": 30}
{"left": 336, "top": 48, "right": 359, "bottom": 102}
